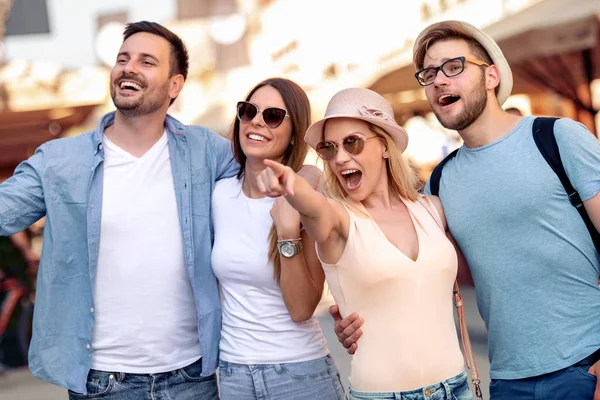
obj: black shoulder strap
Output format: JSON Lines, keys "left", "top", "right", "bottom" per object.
{"left": 532, "top": 117, "right": 600, "bottom": 253}
{"left": 429, "top": 148, "right": 459, "bottom": 197}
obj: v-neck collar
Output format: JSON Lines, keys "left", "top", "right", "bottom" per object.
{"left": 102, "top": 131, "right": 168, "bottom": 161}
{"left": 353, "top": 197, "right": 422, "bottom": 262}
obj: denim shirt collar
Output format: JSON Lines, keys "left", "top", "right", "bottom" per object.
{"left": 92, "top": 112, "right": 187, "bottom": 149}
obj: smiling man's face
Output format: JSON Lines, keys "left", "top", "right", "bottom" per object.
{"left": 110, "top": 32, "right": 174, "bottom": 116}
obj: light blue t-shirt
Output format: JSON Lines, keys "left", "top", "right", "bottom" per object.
{"left": 425, "top": 116, "right": 600, "bottom": 379}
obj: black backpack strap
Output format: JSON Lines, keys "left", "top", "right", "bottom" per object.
{"left": 532, "top": 117, "right": 600, "bottom": 253}
{"left": 429, "top": 148, "right": 459, "bottom": 197}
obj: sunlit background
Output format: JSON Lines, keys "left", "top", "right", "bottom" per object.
{"left": 0, "top": 1, "right": 599, "bottom": 397}
{"left": 1, "top": 0, "right": 599, "bottom": 184}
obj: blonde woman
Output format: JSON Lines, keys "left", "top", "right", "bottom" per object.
{"left": 256, "top": 88, "right": 473, "bottom": 400}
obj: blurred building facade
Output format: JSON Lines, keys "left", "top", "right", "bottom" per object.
{"left": 0, "top": 0, "right": 110, "bottom": 179}
{"left": 1, "top": 0, "right": 599, "bottom": 179}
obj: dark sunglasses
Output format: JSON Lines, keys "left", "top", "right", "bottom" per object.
{"left": 236, "top": 101, "right": 290, "bottom": 129}
{"left": 414, "top": 56, "right": 489, "bottom": 86}
{"left": 315, "top": 135, "right": 380, "bottom": 161}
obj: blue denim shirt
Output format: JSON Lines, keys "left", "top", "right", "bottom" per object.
{"left": 0, "top": 112, "right": 238, "bottom": 393}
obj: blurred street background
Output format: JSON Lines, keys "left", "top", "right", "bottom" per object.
{"left": 0, "top": 0, "right": 599, "bottom": 183}
{"left": 1, "top": 0, "right": 600, "bottom": 398}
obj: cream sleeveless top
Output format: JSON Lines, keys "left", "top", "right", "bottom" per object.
{"left": 320, "top": 197, "right": 464, "bottom": 392}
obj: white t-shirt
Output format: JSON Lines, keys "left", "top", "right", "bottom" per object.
{"left": 211, "top": 177, "right": 328, "bottom": 364}
{"left": 91, "top": 132, "right": 201, "bottom": 373}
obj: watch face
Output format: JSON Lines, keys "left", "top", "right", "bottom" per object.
{"left": 281, "top": 242, "right": 295, "bottom": 257}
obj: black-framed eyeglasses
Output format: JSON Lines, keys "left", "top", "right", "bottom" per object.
{"left": 236, "top": 101, "right": 290, "bottom": 129}
{"left": 315, "top": 134, "right": 380, "bottom": 161}
{"left": 414, "top": 56, "right": 490, "bottom": 86}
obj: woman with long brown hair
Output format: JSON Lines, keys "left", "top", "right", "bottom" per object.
{"left": 210, "top": 77, "right": 344, "bottom": 399}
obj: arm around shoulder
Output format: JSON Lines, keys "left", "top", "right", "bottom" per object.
{"left": 208, "top": 130, "right": 239, "bottom": 180}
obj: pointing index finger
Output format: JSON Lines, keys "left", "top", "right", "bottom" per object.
{"left": 263, "top": 159, "right": 286, "bottom": 175}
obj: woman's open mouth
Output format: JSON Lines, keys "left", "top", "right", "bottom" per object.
{"left": 340, "top": 169, "right": 362, "bottom": 191}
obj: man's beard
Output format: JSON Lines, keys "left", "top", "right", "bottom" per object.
{"left": 111, "top": 81, "right": 171, "bottom": 117}
{"left": 433, "top": 74, "right": 487, "bottom": 131}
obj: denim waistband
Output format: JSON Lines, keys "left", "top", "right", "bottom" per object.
{"left": 348, "top": 370, "right": 467, "bottom": 399}
{"left": 91, "top": 357, "right": 202, "bottom": 383}
{"left": 218, "top": 354, "right": 334, "bottom": 369}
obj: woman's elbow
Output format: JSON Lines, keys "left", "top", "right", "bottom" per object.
{"left": 289, "top": 309, "right": 314, "bottom": 323}
{"left": 288, "top": 301, "right": 319, "bottom": 322}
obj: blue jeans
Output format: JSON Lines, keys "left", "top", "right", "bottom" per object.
{"left": 489, "top": 351, "right": 599, "bottom": 400}
{"left": 348, "top": 370, "right": 472, "bottom": 400}
{"left": 68, "top": 358, "right": 218, "bottom": 399}
{"left": 218, "top": 354, "right": 345, "bottom": 400}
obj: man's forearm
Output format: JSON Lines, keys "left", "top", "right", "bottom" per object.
{"left": 10, "top": 230, "right": 31, "bottom": 254}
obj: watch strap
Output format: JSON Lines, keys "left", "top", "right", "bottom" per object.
{"left": 277, "top": 238, "right": 303, "bottom": 257}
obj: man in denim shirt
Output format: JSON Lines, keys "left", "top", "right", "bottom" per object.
{"left": 0, "top": 21, "right": 237, "bottom": 399}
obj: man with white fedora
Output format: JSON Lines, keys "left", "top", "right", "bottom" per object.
{"left": 332, "top": 20, "right": 600, "bottom": 400}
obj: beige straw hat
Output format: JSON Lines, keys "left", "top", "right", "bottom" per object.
{"left": 304, "top": 87, "right": 408, "bottom": 152}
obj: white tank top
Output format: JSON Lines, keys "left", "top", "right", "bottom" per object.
{"left": 211, "top": 177, "right": 329, "bottom": 364}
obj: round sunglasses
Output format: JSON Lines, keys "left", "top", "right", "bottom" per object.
{"left": 236, "top": 101, "right": 290, "bottom": 129}
{"left": 315, "top": 135, "right": 380, "bottom": 161}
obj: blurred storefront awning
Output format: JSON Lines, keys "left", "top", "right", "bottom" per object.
{"left": 366, "top": 0, "right": 600, "bottom": 131}
{"left": 0, "top": 60, "right": 108, "bottom": 179}
{"left": 0, "top": 105, "right": 98, "bottom": 179}
{"left": 486, "top": 0, "right": 600, "bottom": 131}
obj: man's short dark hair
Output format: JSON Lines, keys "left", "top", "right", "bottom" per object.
{"left": 123, "top": 21, "right": 189, "bottom": 81}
